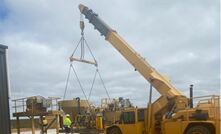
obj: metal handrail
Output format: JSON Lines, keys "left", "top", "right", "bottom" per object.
{"left": 12, "top": 96, "right": 60, "bottom": 113}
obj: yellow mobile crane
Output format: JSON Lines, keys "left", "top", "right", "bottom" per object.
{"left": 78, "top": 4, "right": 220, "bottom": 134}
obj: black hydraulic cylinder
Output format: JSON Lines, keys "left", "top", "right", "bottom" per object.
{"left": 79, "top": 4, "right": 113, "bottom": 38}
{"left": 189, "top": 84, "right": 193, "bottom": 108}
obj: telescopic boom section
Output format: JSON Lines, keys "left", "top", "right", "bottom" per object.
{"left": 79, "top": 4, "right": 184, "bottom": 98}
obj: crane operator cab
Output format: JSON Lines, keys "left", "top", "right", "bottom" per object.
{"left": 106, "top": 108, "right": 146, "bottom": 134}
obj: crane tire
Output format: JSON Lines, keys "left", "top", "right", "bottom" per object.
{"left": 186, "top": 125, "right": 212, "bottom": 134}
{"left": 108, "top": 127, "right": 122, "bottom": 134}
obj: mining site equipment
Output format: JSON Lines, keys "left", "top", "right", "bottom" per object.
{"left": 12, "top": 96, "right": 61, "bottom": 134}
{"left": 58, "top": 98, "right": 89, "bottom": 122}
{"left": 101, "top": 97, "right": 134, "bottom": 126}
{"left": 26, "top": 96, "right": 51, "bottom": 113}
{"left": 59, "top": 98, "right": 103, "bottom": 133}
{"left": 79, "top": 4, "right": 220, "bottom": 134}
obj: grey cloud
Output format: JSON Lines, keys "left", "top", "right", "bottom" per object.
{"left": 1, "top": 0, "right": 219, "bottom": 107}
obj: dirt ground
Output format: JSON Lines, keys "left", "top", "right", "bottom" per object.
{"left": 11, "top": 128, "right": 104, "bottom": 134}
{"left": 11, "top": 129, "right": 79, "bottom": 134}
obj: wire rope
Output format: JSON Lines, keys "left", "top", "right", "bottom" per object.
{"left": 84, "top": 38, "right": 97, "bottom": 63}
{"left": 97, "top": 68, "right": 111, "bottom": 101}
{"left": 63, "top": 64, "right": 72, "bottom": 100}
{"left": 64, "top": 14, "right": 111, "bottom": 107}
{"left": 88, "top": 69, "right": 98, "bottom": 101}
{"left": 70, "top": 37, "right": 82, "bottom": 57}
{"left": 70, "top": 64, "right": 90, "bottom": 107}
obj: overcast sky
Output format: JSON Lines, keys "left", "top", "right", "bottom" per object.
{"left": 0, "top": 0, "right": 220, "bottom": 107}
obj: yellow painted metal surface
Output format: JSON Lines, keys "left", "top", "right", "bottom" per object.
{"left": 102, "top": 24, "right": 220, "bottom": 134}
{"left": 107, "top": 32, "right": 185, "bottom": 98}
{"left": 163, "top": 121, "right": 183, "bottom": 134}
{"left": 96, "top": 116, "right": 103, "bottom": 130}
{"left": 79, "top": 4, "right": 220, "bottom": 134}
{"left": 117, "top": 122, "right": 144, "bottom": 134}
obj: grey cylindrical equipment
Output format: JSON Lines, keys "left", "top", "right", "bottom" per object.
{"left": 0, "top": 44, "right": 11, "bottom": 134}
{"left": 189, "top": 84, "right": 193, "bottom": 108}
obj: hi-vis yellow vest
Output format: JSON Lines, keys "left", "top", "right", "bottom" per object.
{"left": 64, "top": 117, "right": 72, "bottom": 128}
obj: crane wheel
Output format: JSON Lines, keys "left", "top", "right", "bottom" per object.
{"left": 186, "top": 125, "right": 211, "bottom": 134}
{"left": 108, "top": 127, "right": 122, "bottom": 134}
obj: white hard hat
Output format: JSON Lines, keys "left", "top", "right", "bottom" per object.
{"left": 66, "top": 114, "right": 70, "bottom": 117}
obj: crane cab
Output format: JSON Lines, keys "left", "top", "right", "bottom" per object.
{"left": 105, "top": 108, "right": 146, "bottom": 134}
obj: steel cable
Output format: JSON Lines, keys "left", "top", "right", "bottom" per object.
{"left": 70, "top": 64, "right": 90, "bottom": 107}
{"left": 97, "top": 68, "right": 111, "bottom": 102}
{"left": 63, "top": 64, "right": 72, "bottom": 100}
{"left": 70, "top": 37, "right": 82, "bottom": 57}
{"left": 88, "top": 69, "right": 98, "bottom": 101}
{"left": 84, "top": 39, "right": 97, "bottom": 65}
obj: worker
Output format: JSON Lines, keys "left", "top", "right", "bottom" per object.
{"left": 42, "top": 116, "right": 48, "bottom": 134}
{"left": 64, "top": 114, "right": 72, "bottom": 134}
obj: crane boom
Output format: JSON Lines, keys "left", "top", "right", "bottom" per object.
{"left": 79, "top": 4, "right": 185, "bottom": 99}
{"left": 78, "top": 5, "right": 220, "bottom": 134}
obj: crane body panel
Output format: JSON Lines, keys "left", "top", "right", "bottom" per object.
{"left": 78, "top": 4, "right": 220, "bottom": 134}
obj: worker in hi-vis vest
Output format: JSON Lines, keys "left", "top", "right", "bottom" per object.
{"left": 42, "top": 116, "right": 48, "bottom": 134}
{"left": 64, "top": 114, "right": 72, "bottom": 134}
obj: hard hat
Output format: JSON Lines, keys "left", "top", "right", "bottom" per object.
{"left": 66, "top": 114, "right": 70, "bottom": 117}
{"left": 43, "top": 116, "right": 46, "bottom": 118}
